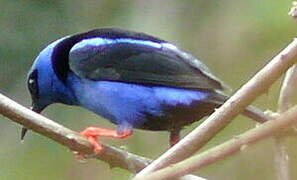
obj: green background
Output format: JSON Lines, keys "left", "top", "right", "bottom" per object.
{"left": 0, "top": 1, "right": 296, "bottom": 179}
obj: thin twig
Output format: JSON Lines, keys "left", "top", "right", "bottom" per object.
{"left": 274, "top": 64, "right": 297, "bottom": 180}
{"left": 134, "top": 105, "right": 297, "bottom": 180}
{"left": 134, "top": 38, "right": 297, "bottom": 179}
{"left": 0, "top": 93, "right": 206, "bottom": 180}
{"left": 278, "top": 64, "right": 297, "bottom": 112}
{"left": 288, "top": 1, "right": 297, "bottom": 19}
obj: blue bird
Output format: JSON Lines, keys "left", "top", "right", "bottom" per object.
{"left": 25, "top": 28, "right": 264, "bottom": 153}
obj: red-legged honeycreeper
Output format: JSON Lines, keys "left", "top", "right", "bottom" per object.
{"left": 24, "top": 28, "right": 265, "bottom": 153}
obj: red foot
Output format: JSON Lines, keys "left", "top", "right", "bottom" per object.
{"left": 80, "top": 127, "right": 133, "bottom": 154}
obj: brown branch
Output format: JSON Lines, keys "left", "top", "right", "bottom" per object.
{"left": 0, "top": 92, "right": 150, "bottom": 172}
{"left": 134, "top": 105, "right": 297, "bottom": 180}
{"left": 134, "top": 38, "right": 297, "bottom": 179}
{"left": 273, "top": 64, "right": 297, "bottom": 180}
{"left": 278, "top": 64, "right": 297, "bottom": 112}
{"left": 272, "top": 6, "right": 297, "bottom": 180}
{"left": 0, "top": 93, "right": 207, "bottom": 180}
{"left": 274, "top": 138, "right": 290, "bottom": 180}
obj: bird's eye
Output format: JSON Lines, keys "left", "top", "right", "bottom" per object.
{"left": 28, "top": 79, "right": 34, "bottom": 85}
{"left": 27, "top": 69, "right": 39, "bottom": 100}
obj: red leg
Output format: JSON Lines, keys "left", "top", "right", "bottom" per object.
{"left": 169, "top": 130, "right": 180, "bottom": 147}
{"left": 80, "top": 127, "right": 133, "bottom": 153}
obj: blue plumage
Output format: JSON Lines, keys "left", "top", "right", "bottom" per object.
{"left": 26, "top": 28, "right": 258, "bottom": 150}
{"left": 71, "top": 37, "right": 165, "bottom": 50}
{"left": 68, "top": 76, "right": 210, "bottom": 132}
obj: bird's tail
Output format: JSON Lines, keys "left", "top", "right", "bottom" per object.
{"left": 210, "top": 90, "right": 267, "bottom": 123}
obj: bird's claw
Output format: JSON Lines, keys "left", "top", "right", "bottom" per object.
{"left": 78, "top": 126, "right": 133, "bottom": 156}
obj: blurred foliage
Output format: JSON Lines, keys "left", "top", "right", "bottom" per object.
{"left": 0, "top": 0, "right": 296, "bottom": 180}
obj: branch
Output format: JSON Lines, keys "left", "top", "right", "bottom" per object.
{"left": 273, "top": 64, "right": 297, "bottom": 180}
{"left": 135, "top": 38, "right": 297, "bottom": 179}
{"left": 272, "top": 5, "right": 297, "bottom": 180}
{"left": 274, "top": 137, "right": 290, "bottom": 180}
{"left": 0, "top": 93, "right": 149, "bottom": 172}
{"left": 278, "top": 64, "right": 297, "bottom": 112}
{"left": 135, "top": 105, "right": 297, "bottom": 180}
{"left": 0, "top": 93, "right": 207, "bottom": 180}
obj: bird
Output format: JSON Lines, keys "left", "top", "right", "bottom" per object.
{"left": 24, "top": 28, "right": 265, "bottom": 153}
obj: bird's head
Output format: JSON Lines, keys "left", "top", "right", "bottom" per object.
{"left": 27, "top": 39, "right": 65, "bottom": 113}
{"left": 23, "top": 38, "right": 71, "bottom": 139}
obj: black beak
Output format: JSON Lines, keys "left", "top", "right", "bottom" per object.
{"left": 21, "top": 127, "right": 28, "bottom": 141}
{"left": 21, "top": 103, "right": 42, "bottom": 140}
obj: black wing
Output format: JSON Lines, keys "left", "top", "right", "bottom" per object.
{"left": 68, "top": 33, "right": 226, "bottom": 90}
